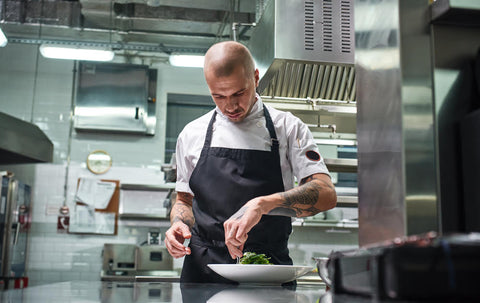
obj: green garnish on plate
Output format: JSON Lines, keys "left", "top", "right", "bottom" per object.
{"left": 239, "top": 252, "right": 273, "bottom": 264}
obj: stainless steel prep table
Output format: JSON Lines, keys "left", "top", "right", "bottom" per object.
{"left": 1, "top": 280, "right": 326, "bottom": 303}
{"left": 3, "top": 281, "right": 476, "bottom": 302}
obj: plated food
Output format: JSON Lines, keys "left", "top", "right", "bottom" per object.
{"left": 238, "top": 252, "right": 272, "bottom": 264}
{"left": 207, "top": 264, "right": 313, "bottom": 284}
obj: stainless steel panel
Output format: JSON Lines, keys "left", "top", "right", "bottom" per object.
{"left": 355, "top": 0, "right": 438, "bottom": 246}
{"left": 136, "top": 246, "right": 173, "bottom": 271}
{"left": 0, "top": 112, "right": 54, "bottom": 164}
{"left": 74, "top": 62, "right": 156, "bottom": 135}
{"left": 0, "top": 175, "right": 31, "bottom": 280}
{"left": 249, "top": 0, "right": 355, "bottom": 99}
{"left": 102, "top": 243, "right": 137, "bottom": 273}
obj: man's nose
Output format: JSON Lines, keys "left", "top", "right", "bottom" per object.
{"left": 225, "top": 97, "right": 237, "bottom": 110}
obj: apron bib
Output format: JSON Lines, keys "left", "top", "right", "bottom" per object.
{"left": 180, "top": 105, "right": 292, "bottom": 283}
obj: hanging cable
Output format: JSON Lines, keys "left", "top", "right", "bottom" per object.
{"left": 30, "top": 0, "right": 45, "bottom": 123}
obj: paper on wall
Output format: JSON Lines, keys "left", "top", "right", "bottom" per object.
{"left": 68, "top": 204, "right": 115, "bottom": 234}
{"left": 75, "top": 178, "right": 116, "bottom": 209}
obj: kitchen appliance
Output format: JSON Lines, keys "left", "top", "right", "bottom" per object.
{"left": 100, "top": 281, "right": 173, "bottom": 302}
{"left": 0, "top": 172, "right": 32, "bottom": 289}
{"left": 101, "top": 243, "right": 173, "bottom": 278}
{"left": 248, "top": 0, "right": 355, "bottom": 100}
{"left": 102, "top": 244, "right": 137, "bottom": 275}
{"left": 136, "top": 246, "right": 173, "bottom": 272}
{"left": 327, "top": 232, "right": 480, "bottom": 300}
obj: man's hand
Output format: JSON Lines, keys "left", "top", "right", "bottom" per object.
{"left": 165, "top": 221, "right": 192, "bottom": 258}
{"left": 223, "top": 198, "right": 265, "bottom": 259}
{"left": 165, "top": 191, "right": 194, "bottom": 259}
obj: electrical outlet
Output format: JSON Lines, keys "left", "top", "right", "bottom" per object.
{"left": 148, "top": 231, "right": 160, "bottom": 245}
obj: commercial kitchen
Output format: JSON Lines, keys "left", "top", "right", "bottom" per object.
{"left": 1, "top": 0, "right": 480, "bottom": 302}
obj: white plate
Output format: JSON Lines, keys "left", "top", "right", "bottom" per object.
{"left": 207, "top": 264, "right": 313, "bottom": 284}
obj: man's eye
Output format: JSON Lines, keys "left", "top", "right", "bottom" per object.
{"left": 234, "top": 92, "right": 244, "bottom": 97}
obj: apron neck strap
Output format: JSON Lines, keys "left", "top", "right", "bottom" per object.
{"left": 263, "top": 105, "right": 279, "bottom": 153}
{"left": 204, "top": 110, "right": 217, "bottom": 147}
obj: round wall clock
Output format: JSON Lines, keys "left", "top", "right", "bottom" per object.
{"left": 86, "top": 150, "right": 112, "bottom": 174}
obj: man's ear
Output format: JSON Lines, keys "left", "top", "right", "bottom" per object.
{"left": 254, "top": 68, "right": 260, "bottom": 87}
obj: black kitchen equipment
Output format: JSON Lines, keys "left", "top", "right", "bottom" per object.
{"left": 328, "top": 232, "right": 480, "bottom": 300}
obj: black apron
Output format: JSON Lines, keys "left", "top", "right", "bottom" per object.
{"left": 180, "top": 105, "right": 293, "bottom": 283}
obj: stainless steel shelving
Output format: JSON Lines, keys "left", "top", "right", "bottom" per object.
{"left": 324, "top": 158, "right": 357, "bottom": 173}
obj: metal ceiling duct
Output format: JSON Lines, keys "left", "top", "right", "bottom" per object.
{"left": 0, "top": 0, "right": 256, "bottom": 53}
{"left": 0, "top": 112, "right": 54, "bottom": 164}
{"left": 248, "top": 0, "right": 355, "bottom": 101}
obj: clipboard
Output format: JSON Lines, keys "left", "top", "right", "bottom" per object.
{"left": 68, "top": 178, "right": 120, "bottom": 235}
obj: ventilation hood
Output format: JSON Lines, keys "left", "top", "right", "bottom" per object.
{"left": 248, "top": 0, "right": 355, "bottom": 101}
{"left": 0, "top": 112, "right": 54, "bottom": 164}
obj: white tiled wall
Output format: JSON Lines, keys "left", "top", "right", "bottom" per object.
{"left": 0, "top": 43, "right": 358, "bottom": 286}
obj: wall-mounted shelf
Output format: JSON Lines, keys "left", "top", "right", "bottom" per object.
{"left": 120, "top": 183, "right": 175, "bottom": 191}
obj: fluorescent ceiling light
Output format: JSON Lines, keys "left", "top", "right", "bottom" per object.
{"left": 315, "top": 139, "right": 357, "bottom": 146}
{"left": 0, "top": 27, "right": 7, "bottom": 47}
{"left": 169, "top": 54, "right": 204, "bottom": 68}
{"left": 39, "top": 44, "right": 114, "bottom": 61}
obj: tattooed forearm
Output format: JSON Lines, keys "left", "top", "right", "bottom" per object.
{"left": 171, "top": 192, "right": 195, "bottom": 228}
{"left": 279, "top": 181, "right": 320, "bottom": 216}
{"left": 270, "top": 174, "right": 336, "bottom": 217}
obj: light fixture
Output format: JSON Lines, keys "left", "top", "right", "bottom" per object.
{"left": 315, "top": 139, "right": 357, "bottom": 146}
{"left": 169, "top": 54, "right": 204, "bottom": 68}
{"left": 39, "top": 44, "right": 115, "bottom": 61}
{"left": 0, "top": 27, "right": 7, "bottom": 47}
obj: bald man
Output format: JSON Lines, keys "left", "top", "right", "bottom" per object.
{"left": 165, "top": 41, "right": 337, "bottom": 284}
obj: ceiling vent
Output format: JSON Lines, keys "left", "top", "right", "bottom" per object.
{"left": 249, "top": 0, "right": 355, "bottom": 101}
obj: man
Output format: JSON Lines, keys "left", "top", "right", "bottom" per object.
{"left": 165, "top": 41, "right": 337, "bottom": 283}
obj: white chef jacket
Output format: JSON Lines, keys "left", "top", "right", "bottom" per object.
{"left": 175, "top": 95, "right": 330, "bottom": 195}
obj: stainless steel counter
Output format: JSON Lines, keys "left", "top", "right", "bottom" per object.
{"left": 4, "top": 280, "right": 472, "bottom": 302}
{"left": 1, "top": 281, "right": 326, "bottom": 303}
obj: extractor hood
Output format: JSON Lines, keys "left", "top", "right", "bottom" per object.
{"left": 0, "top": 112, "right": 54, "bottom": 164}
{"left": 249, "top": 0, "right": 355, "bottom": 101}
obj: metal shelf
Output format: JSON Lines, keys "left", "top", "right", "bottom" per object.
{"left": 336, "top": 196, "right": 358, "bottom": 207}
{"left": 431, "top": 0, "right": 480, "bottom": 26}
{"left": 324, "top": 158, "right": 357, "bottom": 173}
{"left": 295, "top": 219, "right": 359, "bottom": 229}
{"left": 120, "top": 183, "right": 175, "bottom": 191}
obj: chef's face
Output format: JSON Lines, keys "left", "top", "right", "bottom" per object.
{"left": 206, "top": 65, "right": 259, "bottom": 123}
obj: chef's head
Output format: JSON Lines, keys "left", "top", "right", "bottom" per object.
{"left": 204, "top": 41, "right": 259, "bottom": 123}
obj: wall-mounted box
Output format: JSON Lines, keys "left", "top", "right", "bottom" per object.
{"left": 74, "top": 62, "right": 157, "bottom": 135}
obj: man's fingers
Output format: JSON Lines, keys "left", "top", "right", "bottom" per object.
{"left": 165, "top": 238, "right": 186, "bottom": 258}
{"left": 164, "top": 222, "right": 192, "bottom": 258}
{"left": 179, "top": 224, "right": 192, "bottom": 239}
{"left": 227, "top": 244, "right": 243, "bottom": 259}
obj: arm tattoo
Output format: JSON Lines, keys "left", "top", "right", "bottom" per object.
{"left": 171, "top": 192, "right": 195, "bottom": 228}
{"left": 272, "top": 175, "right": 335, "bottom": 217}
